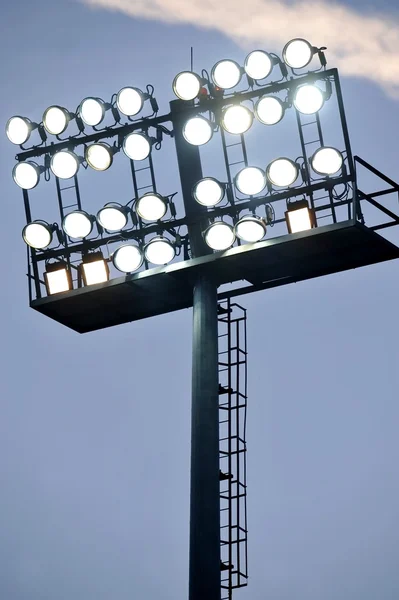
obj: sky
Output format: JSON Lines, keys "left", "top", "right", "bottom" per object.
{"left": 1, "top": 1, "right": 399, "bottom": 599}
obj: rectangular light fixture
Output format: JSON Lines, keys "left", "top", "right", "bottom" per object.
{"left": 285, "top": 200, "right": 315, "bottom": 234}
{"left": 44, "top": 262, "right": 72, "bottom": 295}
{"left": 81, "top": 252, "right": 110, "bottom": 286}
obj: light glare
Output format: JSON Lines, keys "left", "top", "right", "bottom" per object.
{"left": 183, "top": 117, "right": 213, "bottom": 146}
{"left": 113, "top": 244, "right": 143, "bottom": 273}
{"left": 45, "top": 267, "right": 71, "bottom": 295}
{"left": 136, "top": 194, "right": 167, "bottom": 221}
{"left": 173, "top": 72, "right": 202, "bottom": 101}
{"left": 283, "top": 38, "right": 314, "bottom": 69}
{"left": 205, "top": 222, "right": 235, "bottom": 251}
{"left": 43, "top": 106, "right": 69, "bottom": 135}
{"left": 6, "top": 116, "right": 31, "bottom": 145}
{"left": 244, "top": 51, "right": 272, "bottom": 80}
{"left": 145, "top": 237, "right": 175, "bottom": 265}
{"left": 63, "top": 211, "right": 93, "bottom": 239}
{"left": 117, "top": 87, "right": 143, "bottom": 116}
{"left": 267, "top": 158, "right": 298, "bottom": 187}
{"left": 287, "top": 206, "right": 313, "bottom": 233}
{"left": 123, "top": 133, "right": 151, "bottom": 161}
{"left": 51, "top": 151, "right": 79, "bottom": 179}
{"left": 294, "top": 85, "right": 324, "bottom": 115}
{"left": 311, "top": 147, "right": 343, "bottom": 175}
{"left": 79, "top": 97, "right": 105, "bottom": 126}
{"left": 23, "top": 222, "right": 52, "bottom": 249}
{"left": 222, "top": 105, "right": 253, "bottom": 135}
{"left": 235, "top": 216, "right": 266, "bottom": 243}
{"left": 211, "top": 60, "right": 241, "bottom": 90}
{"left": 86, "top": 143, "right": 113, "bottom": 171}
{"left": 13, "top": 162, "right": 40, "bottom": 190}
{"left": 235, "top": 167, "right": 266, "bottom": 196}
{"left": 193, "top": 178, "right": 224, "bottom": 207}
{"left": 82, "top": 258, "right": 109, "bottom": 285}
{"left": 255, "top": 96, "right": 284, "bottom": 125}
{"left": 97, "top": 205, "right": 127, "bottom": 231}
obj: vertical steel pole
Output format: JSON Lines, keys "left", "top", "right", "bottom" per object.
{"left": 170, "top": 99, "right": 221, "bottom": 600}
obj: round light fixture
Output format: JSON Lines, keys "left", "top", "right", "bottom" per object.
{"left": 293, "top": 84, "right": 324, "bottom": 114}
{"left": 235, "top": 166, "right": 266, "bottom": 196}
{"left": 6, "top": 116, "right": 33, "bottom": 145}
{"left": 116, "top": 87, "right": 144, "bottom": 116}
{"left": 97, "top": 204, "right": 128, "bottom": 232}
{"left": 79, "top": 97, "right": 106, "bottom": 127}
{"left": 255, "top": 96, "right": 285, "bottom": 125}
{"left": 12, "top": 161, "right": 41, "bottom": 190}
{"left": 235, "top": 215, "right": 266, "bottom": 243}
{"left": 193, "top": 177, "right": 224, "bottom": 207}
{"left": 311, "top": 147, "right": 343, "bottom": 176}
{"left": 221, "top": 105, "right": 253, "bottom": 135}
{"left": 183, "top": 116, "right": 213, "bottom": 146}
{"left": 63, "top": 211, "right": 93, "bottom": 239}
{"left": 205, "top": 222, "right": 235, "bottom": 251}
{"left": 50, "top": 150, "right": 80, "bottom": 179}
{"left": 244, "top": 50, "right": 273, "bottom": 80}
{"left": 283, "top": 38, "right": 314, "bottom": 69}
{"left": 123, "top": 132, "right": 152, "bottom": 161}
{"left": 145, "top": 236, "right": 175, "bottom": 265}
{"left": 113, "top": 244, "right": 143, "bottom": 273}
{"left": 211, "top": 60, "right": 242, "bottom": 90}
{"left": 22, "top": 221, "right": 53, "bottom": 249}
{"left": 85, "top": 143, "right": 113, "bottom": 171}
{"left": 173, "top": 71, "right": 202, "bottom": 101}
{"left": 267, "top": 158, "right": 299, "bottom": 187}
{"left": 42, "top": 106, "right": 71, "bottom": 135}
{"left": 136, "top": 193, "right": 167, "bottom": 221}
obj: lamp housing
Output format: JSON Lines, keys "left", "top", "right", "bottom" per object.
{"left": 44, "top": 261, "right": 73, "bottom": 295}
{"left": 285, "top": 199, "right": 315, "bottom": 234}
{"left": 81, "top": 252, "right": 110, "bottom": 286}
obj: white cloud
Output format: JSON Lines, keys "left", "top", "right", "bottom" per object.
{"left": 81, "top": 0, "right": 399, "bottom": 97}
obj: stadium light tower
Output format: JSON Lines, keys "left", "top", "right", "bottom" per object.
{"left": 7, "top": 38, "right": 399, "bottom": 600}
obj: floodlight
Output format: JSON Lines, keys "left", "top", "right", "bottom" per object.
{"left": 283, "top": 38, "right": 314, "bottom": 69}
{"left": 97, "top": 203, "right": 128, "bottom": 232}
{"left": 78, "top": 97, "right": 106, "bottom": 127}
{"left": 22, "top": 221, "right": 53, "bottom": 249}
{"left": 244, "top": 50, "right": 273, "bottom": 80}
{"left": 285, "top": 199, "right": 314, "bottom": 233}
{"left": 235, "top": 215, "right": 266, "bottom": 243}
{"left": 221, "top": 105, "right": 253, "bottom": 135}
{"left": 311, "top": 147, "right": 343, "bottom": 176}
{"left": 173, "top": 71, "right": 202, "bottom": 101}
{"left": 112, "top": 244, "right": 143, "bottom": 273}
{"left": 211, "top": 59, "right": 242, "bottom": 90}
{"left": 235, "top": 166, "right": 266, "bottom": 196}
{"left": 183, "top": 116, "right": 213, "bottom": 146}
{"left": 144, "top": 236, "right": 175, "bottom": 265}
{"left": 205, "top": 222, "right": 235, "bottom": 251}
{"left": 123, "top": 132, "right": 152, "bottom": 161}
{"left": 193, "top": 177, "right": 224, "bottom": 207}
{"left": 50, "top": 150, "right": 80, "bottom": 179}
{"left": 42, "top": 106, "right": 71, "bottom": 135}
{"left": 44, "top": 262, "right": 72, "bottom": 295}
{"left": 6, "top": 116, "right": 36, "bottom": 145}
{"left": 85, "top": 143, "right": 113, "bottom": 171}
{"left": 116, "top": 87, "right": 144, "bottom": 117}
{"left": 255, "top": 96, "right": 284, "bottom": 125}
{"left": 81, "top": 252, "right": 110, "bottom": 286}
{"left": 12, "top": 161, "right": 42, "bottom": 190}
{"left": 293, "top": 84, "right": 324, "bottom": 115}
{"left": 62, "top": 210, "right": 93, "bottom": 239}
{"left": 136, "top": 193, "right": 167, "bottom": 221}
{"left": 267, "top": 158, "right": 299, "bottom": 187}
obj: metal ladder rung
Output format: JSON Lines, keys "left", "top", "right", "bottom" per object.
{"left": 301, "top": 120, "right": 317, "bottom": 127}
{"left": 228, "top": 160, "right": 245, "bottom": 167}
{"left": 60, "top": 185, "right": 77, "bottom": 192}
{"left": 63, "top": 203, "right": 79, "bottom": 210}
{"left": 135, "top": 166, "right": 150, "bottom": 173}
{"left": 137, "top": 185, "right": 153, "bottom": 191}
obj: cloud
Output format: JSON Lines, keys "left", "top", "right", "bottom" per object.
{"left": 81, "top": 0, "right": 399, "bottom": 97}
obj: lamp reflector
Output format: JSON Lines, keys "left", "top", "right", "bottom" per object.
{"left": 50, "top": 150, "right": 79, "bottom": 179}
{"left": 85, "top": 143, "right": 113, "bottom": 171}
{"left": 79, "top": 97, "right": 105, "bottom": 127}
{"left": 267, "top": 158, "right": 298, "bottom": 187}
{"left": 244, "top": 51, "right": 273, "bottom": 80}
{"left": 97, "top": 204, "right": 128, "bottom": 232}
{"left": 286, "top": 201, "right": 313, "bottom": 233}
{"left": 123, "top": 133, "right": 151, "bottom": 161}
{"left": 145, "top": 237, "right": 175, "bottom": 265}
{"left": 311, "top": 147, "right": 343, "bottom": 175}
{"left": 173, "top": 71, "right": 202, "bottom": 101}
{"left": 42, "top": 106, "right": 70, "bottom": 135}
{"left": 44, "top": 263, "right": 72, "bottom": 295}
{"left": 211, "top": 60, "right": 241, "bottom": 90}
{"left": 23, "top": 221, "right": 52, "bottom": 249}
{"left": 116, "top": 87, "right": 144, "bottom": 116}
{"left": 136, "top": 193, "right": 167, "bottom": 221}
{"left": 6, "top": 116, "right": 32, "bottom": 145}
{"left": 294, "top": 84, "right": 324, "bottom": 115}
{"left": 82, "top": 253, "right": 109, "bottom": 286}
{"left": 113, "top": 244, "right": 143, "bottom": 273}
{"left": 205, "top": 222, "right": 235, "bottom": 251}
{"left": 63, "top": 211, "right": 93, "bottom": 239}
{"left": 221, "top": 105, "right": 253, "bottom": 135}
{"left": 283, "top": 38, "right": 314, "bottom": 69}
{"left": 193, "top": 178, "right": 224, "bottom": 207}
{"left": 13, "top": 161, "right": 41, "bottom": 190}
{"left": 235, "top": 166, "right": 266, "bottom": 196}
{"left": 183, "top": 116, "right": 213, "bottom": 145}
{"left": 255, "top": 96, "right": 284, "bottom": 125}
{"left": 235, "top": 216, "right": 266, "bottom": 243}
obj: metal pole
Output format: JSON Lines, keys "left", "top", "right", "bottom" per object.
{"left": 170, "top": 99, "right": 221, "bottom": 600}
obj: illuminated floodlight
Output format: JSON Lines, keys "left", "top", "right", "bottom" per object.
{"left": 221, "top": 105, "right": 253, "bottom": 135}
{"left": 123, "top": 132, "right": 152, "bottom": 161}
{"left": 285, "top": 199, "right": 314, "bottom": 233}
{"left": 283, "top": 38, "right": 314, "bottom": 69}
{"left": 42, "top": 105, "right": 71, "bottom": 135}
{"left": 136, "top": 193, "right": 167, "bottom": 221}
{"left": 294, "top": 84, "right": 324, "bottom": 115}
{"left": 183, "top": 116, "right": 213, "bottom": 146}
{"left": 235, "top": 215, "right": 266, "bottom": 243}
{"left": 173, "top": 71, "right": 202, "bottom": 101}
{"left": 116, "top": 87, "right": 144, "bottom": 117}
{"left": 79, "top": 97, "right": 106, "bottom": 127}
{"left": 85, "top": 143, "right": 113, "bottom": 171}
{"left": 112, "top": 244, "right": 143, "bottom": 273}
{"left": 81, "top": 252, "right": 110, "bottom": 286}
{"left": 6, "top": 116, "right": 35, "bottom": 145}
{"left": 145, "top": 236, "right": 175, "bottom": 265}
{"left": 211, "top": 59, "right": 242, "bottom": 90}
{"left": 244, "top": 50, "right": 273, "bottom": 80}
{"left": 205, "top": 222, "right": 235, "bottom": 251}
{"left": 63, "top": 210, "right": 93, "bottom": 239}
{"left": 50, "top": 150, "right": 80, "bottom": 179}
{"left": 22, "top": 221, "right": 53, "bottom": 249}
{"left": 311, "top": 147, "right": 343, "bottom": 176}
{"left": 255, "top": 96, "right": 284, "bottom": 125}
{"left": 235, "top": 166, "right": 266, "bottom": 196}
{"left": 267, "top": 158, "right": 299, "bottom": 187}
{"left": 97, "top": 203, "right": 128, "bottom": 232}
{"left": 12, "top": 161, "right": 42, "bottom": 190}
{"left": 193, "top": 177, "right": 224, "bottom": 207}
{"left": 44, "top": 262, "right": 72, "bottom": 295}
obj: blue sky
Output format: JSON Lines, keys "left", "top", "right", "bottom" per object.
{"left": 1, "top": 1, "right": 399, "bottom": 599}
